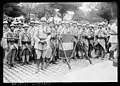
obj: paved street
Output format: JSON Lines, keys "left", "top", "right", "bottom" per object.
{"left": 3, "top": 55, "right": 115, "bottom": 83}
{"left": 62, "top": 60, "right": 117, "bottom": 82}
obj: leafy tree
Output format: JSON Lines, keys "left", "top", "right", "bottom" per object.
{"left": 96, "top": 2, "right": 117, "bottom": 23}
{"left": 3, "top": 3, "right": 26, "bottom": 17}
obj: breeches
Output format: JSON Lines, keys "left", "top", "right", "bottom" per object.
{"left": 35, "top": 49, "right": 46, "bottom": 59}
{"left": 21, "top": 48, "right": 30, "bottom": 56}
{"left": 109, "top": 43, "right": 117, "bottom": 51}
{"left": 7, "top": 48, "right": 17, "bottom": 64}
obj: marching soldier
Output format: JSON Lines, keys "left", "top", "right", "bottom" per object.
{"left": 28, "top": 21, "right": 36, "bottom": 63}
{"left": 87, "top": 26, "right": 95, "bottom": 58}
{"left": 14, "top": 21, "right": 24, "bottom": 63}
{"left": 95, "top": 24, "right": 109, "bottom": 59}
{"left": 4, "top": 23, "right": 19, "bottom": 68}
{"left": 75, "top": 25, "right": 84, "bottom": 59}
{"left": 44, "top": 31, "right": 53, "bottom": 68}
{"left": 48, "top": 22, "right": 59, "bottom": 64}
{"left": 2, "top": 21, "right": 10, "bottom": 63}
{"left": 80, "top": 26, "right": 93, "bottom": 64}
{"left": 49, "top": 22, "right": 55, "bottom": 36}
{"left": 34, "top": 21, "right": 48, "bottom": 73}
{"left": 108, "top": 22, "right": 118, "bottom": 60}
{"left": 72, "top": 23, "right": 79, "bottom": 37}
{"left": 19, "top": 24, "right": 31, "bottom": 65}
{"left": 60, "top": 22, "right": 67, "bottom": 34}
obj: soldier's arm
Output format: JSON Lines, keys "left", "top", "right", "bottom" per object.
{"left": 3, "top": 32, "right": 8, "bottom": 48}
{"left": 31, "top": 29, "right": 35, "bottom": 46}
{"left": 33, "top": 28, "right": 40, "bottom": 43}
{"left": 19, "top": 32, "right": 22, "bottom": 47}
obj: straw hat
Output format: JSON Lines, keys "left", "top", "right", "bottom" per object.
{"left": 10, "top": 24, "right": 16, "bottom": 27}
{"left": 22, "top": 24, "right": 29, "bottom": 28}
{"left": 3, "top": 21, "right": 8, "bottom": 24}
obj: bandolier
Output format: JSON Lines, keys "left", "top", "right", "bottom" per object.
{"left": 19, "top": 24, "right": 31, "bottom": 65}
{"left": 4, "top": 24, "right": 19, "bottom": 68}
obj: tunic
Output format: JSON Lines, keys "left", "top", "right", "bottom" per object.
{"left": 4, "top": 30, "right": 18, "bottom": 50}
{"left": 28, "top": 26, "right": 36, "bottom": 46}
{"left": 96, "top": 28, "right": 108, "bottom": 51}
{"left": 2, "top": 28, "right": 10, "bottom": 49}
{"left": 108, "top": 24, "right": 117, "bottom": 43}
{"left": 19, "top": 30, "right": 31, "bottom": 51}
{"left": 34, "top": 25, "right": 47, "bottom": 50}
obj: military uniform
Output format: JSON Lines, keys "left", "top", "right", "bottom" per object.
{"left": 108, "top": 23, "right": 118, "bottom": 60}
{"left": 2, "top": 21, "right": 10, "bottom": 63}
{"left": 80, "top": 27, "right": 92, "bottom": 64}
{"left": 4, "top": 24, "right": 18, "bottom": 68}
{"left": 60, "top": 25, "right": 67, "bottom": 34}
{"left": 87, "top": 27, "right": 95, "bottom": 58}
{"left": 97, "top": 27, "right": 108, "bottom": 53}
{"left": 14, "top": 25, "right": 24, "bottom": 63}
{"left": 27, "top": 22, "right": 37, "bottom": 63}
{"left": 19, "top": 24, "right": 31, "bottom": 65}
{"left": 34, "top": 23, "right": 48, "bottom": 72}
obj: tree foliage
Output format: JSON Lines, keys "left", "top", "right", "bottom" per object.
{"left": 3, "top": 3, "right": 26, "bottom": 17}
{"left": 96, "top": 2, "right": 117, "bottom": 23}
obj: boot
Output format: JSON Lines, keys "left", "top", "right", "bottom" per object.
{"left": 41, "top": 58, "right": 45, "bottom": 70}
{"left": 36, "top": 59, "right": 40, "bottom": 73}
{"left": 8, "top": 64, "right": 12, "bottom": 69}
{"left": 85, "top": 52, "right": 93, "bottom": 64}
{"left": 45, "top": 58, "right": 50, "bottom": 69}
{"left": 109, "top": 51, "right": 114, "bottom": 60}
{"left": 21, "top": 56, "right": 25, "bottom": 66}
{"left": 26, "top": 55, "right": 31, "bottom": 64}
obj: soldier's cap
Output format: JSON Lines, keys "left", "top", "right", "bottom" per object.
{"left": 12, "top": 21, "right": 18, "bottom": 25}
{"left": 17, "top": 21, "right": 23, "bottom": 25}
{"left": 72, "top": 21, "right": 77, "bottom": 24}
{"left": 89, "top": 25, "right": 94, "bottom": 27}
{"left": 3, "top": 21, "right": 8, "bottom": 24}
{"left": 34, "top": 21, "right": 40, "bottom": 24}
{"left": 10, "top": 24, "right": 16, "bottom": 27}
{"left": 22, "top": 24, "right": 29, "bottom": 28}
{"left": 30, "top": 21, "right": 36, "bottom": 24}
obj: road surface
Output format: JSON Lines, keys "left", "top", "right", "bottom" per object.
{"left": 3, "top": 54, "right": 117, "bottom": 83}
{"left": 62, "top": 60, "right": 117, "bottom": 82}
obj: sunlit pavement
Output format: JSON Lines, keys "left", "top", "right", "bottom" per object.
{"left": 3, "top": 54, "right": 117, "bottom": 83}
{"left": 61, "top": 60, "right": 117, "bottom": 82}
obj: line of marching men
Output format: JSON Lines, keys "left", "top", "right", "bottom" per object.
{"left": 1, "top": 19, "right": 118, "bottom": 73}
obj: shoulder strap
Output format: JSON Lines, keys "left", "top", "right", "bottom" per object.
{"left": 23, "top": 32, "right": 31, "bottom": 41}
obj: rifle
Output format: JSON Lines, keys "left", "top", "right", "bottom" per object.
{"left": 22, "top": 32, "right": 32, "bottom": 53}
{"left": 58, "top": 36, "right": 71, "bottom": 70}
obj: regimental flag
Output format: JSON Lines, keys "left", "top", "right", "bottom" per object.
{"left": 59, "top": 34, "right": 76, "bottom": 58}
